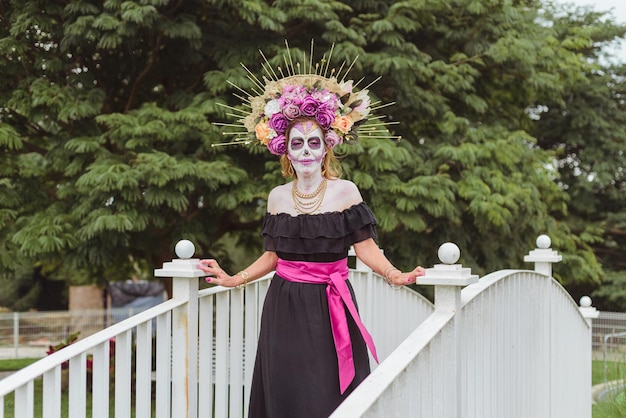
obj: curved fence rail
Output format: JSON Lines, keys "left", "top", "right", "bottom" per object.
{"left": 0, "top": 266, "right": 433, "bottom": 418}
{"left": 350, "top": 269, "right": 434, "bottom": 363}
{"left": 0, "top": 298, "right": 187, "bottom": 418}
{"left": 331, "top": 270, "right": 593, "bottom": 418}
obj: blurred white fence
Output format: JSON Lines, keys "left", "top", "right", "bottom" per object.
{"left": 593, "top": 311, "right": 626, "bottom": 358}
{"left": 0, "top": 308, "right": 151, "bottom": 359}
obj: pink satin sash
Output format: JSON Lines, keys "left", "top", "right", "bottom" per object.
{"left": 275, "top": 258, "right": 379, "bottom": 394}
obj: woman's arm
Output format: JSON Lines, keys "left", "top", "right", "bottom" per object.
{"left": 197, "top": 251, "right": 278, "bottom": 288}
{"left": 353, "top": 238, "right": 425, "bottom": 286}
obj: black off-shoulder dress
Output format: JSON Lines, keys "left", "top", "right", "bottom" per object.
{"left": 248, "top": 202, "right": 378, "bottom": 418}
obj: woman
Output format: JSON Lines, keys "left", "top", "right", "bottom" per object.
{"left": 198, "top": 44, "right": 425, "bottom": 417}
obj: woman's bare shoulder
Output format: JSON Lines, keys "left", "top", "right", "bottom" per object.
{"left": 267, "top": 182, "right": 292, "bottom": 214}
{"left": 335, "top": 178, "right": 360, "bottom": 192}
{"left": 327, "top": 179, "right": 363, "bottom": 210}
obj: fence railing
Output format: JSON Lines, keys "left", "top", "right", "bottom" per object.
{"left": 0, "top": 306, "right": 615, "bottom": 360}
{"left": 0, "top": 236, "right": 598, "bottom": 418}
{"left": 331, "top": 237, "right": 598, "bottom": 418}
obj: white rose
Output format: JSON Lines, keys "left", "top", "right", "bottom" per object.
{"left": 264, "top": 99, "right": 281, "bottom": 116}
{"left": 320, "top": 92, "right": 334, "bottom": 103}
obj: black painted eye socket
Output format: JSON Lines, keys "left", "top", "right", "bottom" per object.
{"left": 290, "top": 138, "right": 304, "bottom": 150}
{"left": 290, "top": 137, "right": 322, "bottom": 151}
{"left": 308, "top": 137, "right": 322, "bottom": 149}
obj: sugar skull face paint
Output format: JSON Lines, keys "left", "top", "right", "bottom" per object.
{"left": 287, "top": 121, "right": 326, "bottom": 176}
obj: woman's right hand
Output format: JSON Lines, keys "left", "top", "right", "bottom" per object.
{"left": 197, "top": 259, "right": 243, "bottom": 287}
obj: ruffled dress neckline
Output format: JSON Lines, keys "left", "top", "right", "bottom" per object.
{"left": 262, "top": 202, "right": 378, "bottom": 260}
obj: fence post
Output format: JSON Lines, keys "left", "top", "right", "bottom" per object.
{"left": 154, "top": 240, "right": 205, "bottom": 418}
{"left": 579, "top": 296, "right": 599, "bottom": 328}
{"left": 523, "top": 234, "right": 562, "bottom": 276}
{"left": 13, "top": 312, "right": 19, "bottom": 358}
{"left": 579, "top": 296, "right": 599, "bottom": 416}
{"left": 419, "top": 243, "right": 478, "bottom": 417}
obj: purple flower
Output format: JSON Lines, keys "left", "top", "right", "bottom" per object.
{"left": 281, "top": 85, "right": 307, "bottom": 106}
{"left": 300, "top": 96, "right": 320, "bottom": 117}
{"left": 267, "top": 134, "right": 287, "bottom": 155}
{"left": 315, "top": 104, "right": 336, "bottom": 130}
{"left": 324, "top": 130, "right": 342, "bottom": 149}
{"left": 269, "top": 112, "right": 289, "bottom": 134}
{"left": 282, "top": 103, "right": 301, "bottom": 120}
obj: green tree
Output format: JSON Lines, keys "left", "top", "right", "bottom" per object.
{"left": 340, "top": 0, "right": 604, "bottom": 283}
{"left": 0, "top": 0, "right": 608, "bottom": 305}
{"left": 531, "top": 4, "right": 626, "bottom": 309}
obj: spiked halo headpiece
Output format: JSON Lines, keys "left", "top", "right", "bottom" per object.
{"left": 215, "top": 40, "right": 399, "bottom": 155}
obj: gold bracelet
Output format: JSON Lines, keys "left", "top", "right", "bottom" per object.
{"left": 383, "top": 265, "right": 401, "bottom": 290}
{"left": 236, "top": 271, "right": 250, "bottom": 289}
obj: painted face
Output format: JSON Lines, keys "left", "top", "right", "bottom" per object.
{"left": 287, "top": 121, "right": 326, "bottom": 175}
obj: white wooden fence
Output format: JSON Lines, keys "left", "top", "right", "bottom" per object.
{"left": 0, "top": 236, "right": 596, "bottom": 417}
{"left": 332, "top": 236, "right": 598, "bottom": 418}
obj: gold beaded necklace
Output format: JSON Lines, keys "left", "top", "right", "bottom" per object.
{"left": 292, "top": 178, "right": 328, "bottom": 214}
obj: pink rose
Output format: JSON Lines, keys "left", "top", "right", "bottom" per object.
{"left": 324, "top": 130, "right": 342, "bottom": 149}
{"left": 282, "top": 103, "right": 301, "bottom": 120}
{"left": 281, "top": 85, "right": 307, "bottom": 106}
{"left": 300, "top": 96, "right": 320, "bottom": 117}
{"left": 312, "top": 89, "right": 338, "bottom": 111}
{"left": 269, "top": 112, "right": 289, "bottom": 134}
{"left": 315, "top": 104, "right": 336, "bottom": 130}
{"left": 267, "top": 134, "right": 287, "bottom": 155}
{"left": 283, "top": 85, "right": 306, "bottom": 96}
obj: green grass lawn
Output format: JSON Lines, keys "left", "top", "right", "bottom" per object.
{"left": 591, "top": 360, "right": 626, "bottom": 418}
{"left": 0, "top": 358, "right": 39, "bottom": 372}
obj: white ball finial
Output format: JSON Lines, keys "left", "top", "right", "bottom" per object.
{"left": 175, "top": 240, "right": 195, "bottom": 259}
{"left": 438, "top": 242, "right": 460, "bottom": 264}
{"left": 580, "top": 296, "right": 592, "bottom": 308}
{"left": 536, "top": 234, "right": 551, "bottom": 249}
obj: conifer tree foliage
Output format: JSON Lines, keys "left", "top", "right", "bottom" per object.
{"left": 0, "top": 0, "right": 615, "bottom": 295}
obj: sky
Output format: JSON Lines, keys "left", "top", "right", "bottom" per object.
{"left": 554, "top": 0, "right": 626, "bottom": 62}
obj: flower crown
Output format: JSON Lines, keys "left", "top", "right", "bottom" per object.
{"left": 215, "top": 41, "right": 398, "bottom": 155}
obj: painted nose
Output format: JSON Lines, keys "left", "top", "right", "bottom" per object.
{"left": 303, "top": 147, "right": 310, "bottom": 155}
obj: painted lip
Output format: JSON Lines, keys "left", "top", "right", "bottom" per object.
{"left": 297, "top": 159, "right": 315, "bottom": 165}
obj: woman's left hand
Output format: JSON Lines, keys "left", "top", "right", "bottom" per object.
{"left": 389, "top": 266, "right": 426, "bottom": 287}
